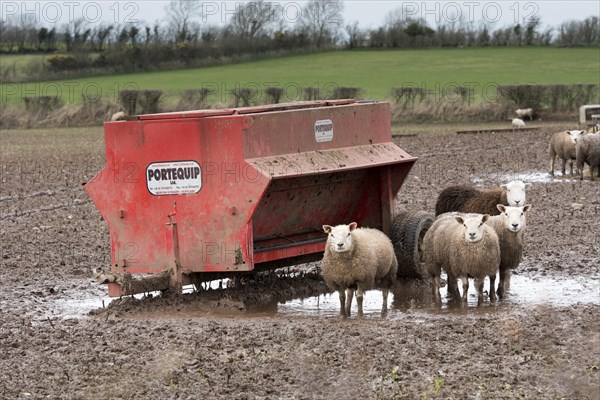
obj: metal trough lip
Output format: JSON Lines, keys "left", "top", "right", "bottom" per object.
{"left": 247, "top": 143, "right": 415, "bottom": 178}
{"left": 138, "top": 100, "right": 358, "bottom": 121}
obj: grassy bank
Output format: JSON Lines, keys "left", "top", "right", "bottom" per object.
{"left": 1, "top": 47, "right": 598, "bottom": 108}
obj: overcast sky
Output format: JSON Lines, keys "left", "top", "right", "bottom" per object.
{"left": 2, "top": 1, "right": 599, "bottom": 29}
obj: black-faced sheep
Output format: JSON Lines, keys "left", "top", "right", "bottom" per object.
{"left": 549, "top": 129, "right": 586, "bottom": 176}
{"left": 434, "top": 181, "right": 531, "bottom": 216}
{"left": 321, "top": 222, "right": 397, "bottom": 318}
{"left": 576, "top": 132, "right": 600, "bottom": 181}
{"left": 423, "top": 213, "right": 500, "bottom": 305}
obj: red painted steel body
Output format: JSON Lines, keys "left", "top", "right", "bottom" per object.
{"left": 84, "top": 100, "right": 417, "bottom": 296}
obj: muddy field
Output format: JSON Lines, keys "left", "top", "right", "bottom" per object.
{"left": 1, "top": 121, "right": 599, "bottom": 399}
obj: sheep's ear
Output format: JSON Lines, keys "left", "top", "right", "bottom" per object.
{"left": 581, "top": 130, "right": 587, "bottom": 134}
{"left": 455, "top": 216, "right": 464, "bottom": 224}
{"left": 524, "top": 182, "right": 532, "bottom": 189}
{"left": 567, "top": 131, "right": 572, "bottom": 135}
{"left": 497, "top": 204, "right": 506, "bottom": 213}
{"left": 481, "top": 214, "right": 489, "bottom": 223}
{"left": 500, "top": 184, "right": 508, "bottom": 191}
{"left": 523, "top": 204, "right": 532, "bottom": 212}
{"left": 322, "top": 225, "right": 332, "bottom": 233}
{"left": 348, "top": 222, "right": 357, "bottom": 231}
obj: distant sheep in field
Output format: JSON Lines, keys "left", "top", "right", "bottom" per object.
{"left": 515, "top": 108, "right": 533, "bottom": 120}
{"left": 549, "top": 129, "right": 586, "bottom": 176}
{"left": 110, "top": 112, "right": 136, "bottom": 121}
{"left": 435, "top": 181, "right": 531, "bottom": 216}
{"left": 576, "top": 132, "right": 600, "bottom": 181}
{"left": 423, "top": 213, "right": 500, "bottom": 305}
{"left": 512, "top": 118, "right": 526, "bottom": 129}
{"left": 111, "top": 111, "right": 127, "bottom": 121}
{"left": 321, "top": 222, "right": 397, "bottom": 318}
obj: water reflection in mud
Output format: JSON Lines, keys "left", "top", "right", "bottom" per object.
{"left": 53, "top": 273, "right": 599, "bottom": 320}
{"left": 275, "top": 274, "right": 600, "bottom": 319}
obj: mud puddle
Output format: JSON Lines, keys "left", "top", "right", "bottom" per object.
{"left": 274, "top": 274, "right": 600, "bottom": 319}
{"left": 48, "top": 273, "right": 600, "bottom": 321}
{"left": 473, "top": 170, "right": 592, "bottom": 184}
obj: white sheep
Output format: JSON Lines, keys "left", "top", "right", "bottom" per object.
{"left": 435, "top": 180, "right": 531, "bottom": 216}
{"left": 321, "top": 222, "right": 398, "bottom": 318}
{"left": 512, "top": 118, "right": 526, "bottom": 129}
{"left": 443, "top": 204, "right": 531, "bottom": 300}
{"left": 515, "top": 108, "right": 533, "bottom": 120}
{"left": 576, "top": 132, "right": 600, "bottom": 181}
{"left": 110, "top": 111, "right": 136, "bottom": 121}
{"left": 111, "top": 111, "right": 127, "bottom": 121}
{"left": 549, "top": 130, "right": 586, "bottom": 176}
{"left": 423, "top": 214, "right": 500, "bottom": 305}
{"left": 489, "top": 204, "right": 531, "bottom": 298}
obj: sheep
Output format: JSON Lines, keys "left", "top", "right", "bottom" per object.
{"left": 512, "top": 118, "right": 526, "bottom": 129}
{"left": 111, "top": 111, "right": 127, "bottom": 121}
{"left": 110, "top": 111, "right": 136, "bottom": 121}
{"left": 576, "top": 132, "right": 600, "bottom": 181}
{"left": 515, "top": 108, "right": 533, "bottom": 120}
{"left": 321, "top": 222, "right": 398, "bottom": 318}
{"left": 435, "top": 180, "right": 531, "bottom": 216}
{"left": 423, "top": 213, "right": 500, "bottom": 305}
{"left": 483, "top": 204, "right": 531, "bottom": 298}
{"left": 442, "top": 204, "right": 531, "bottom": 300}
{"left": 549, "top": 129, "right": 586, "bottom": 176}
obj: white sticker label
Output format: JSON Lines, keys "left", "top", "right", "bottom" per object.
{"left": 146, "top": 160, "right": 201, "bottom": 196}
{"left": 314, "top": 119, "right": 333, "bottom": 142}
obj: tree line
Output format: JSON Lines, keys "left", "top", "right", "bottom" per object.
{"left": 1, "top": 0, "right": 598, "bottom": 79}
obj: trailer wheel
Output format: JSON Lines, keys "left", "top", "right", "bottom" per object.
{"left": 390, "top": 211, "right": 434, "bottom": 279}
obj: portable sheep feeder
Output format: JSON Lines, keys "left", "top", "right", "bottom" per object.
{"left": 85, "top": 100, "right": 432, "bottom": 296}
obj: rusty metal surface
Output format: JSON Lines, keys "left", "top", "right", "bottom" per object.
{"left": 84, "top": 101, "right": 417, "bottom": 296}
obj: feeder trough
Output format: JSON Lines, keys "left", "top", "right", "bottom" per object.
{"left": 84, "top": 100, "right": 431, "bottom": 296}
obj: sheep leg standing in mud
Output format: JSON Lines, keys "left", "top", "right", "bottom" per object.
{"left": 321, "top": 222, "right": 397, "bottom": 318}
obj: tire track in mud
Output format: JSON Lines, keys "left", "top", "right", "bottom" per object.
{"left": 0, "top": 199, "right": 89, "bottom": 221}
{"left": 0, "top": 187, "right": 82, "bottom": 203}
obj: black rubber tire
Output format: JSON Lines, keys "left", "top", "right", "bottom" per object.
{"left": 390, "top": 210, "right": 434, "bottom": 279}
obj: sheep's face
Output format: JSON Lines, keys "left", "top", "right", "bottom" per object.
{"left": 323, "top": 222, "right": 357, "bottom": 253}
{"left": 567, "top": 130, "right": 586, "bottom": 144}
{"left": 455, "top": 215, "right": 488, "bottom": 243}
{"left": 501, "top": 180, "right": 531, "bottom": 206}
{"left": 497, "top": 204, "right": 532, "bottom": 233}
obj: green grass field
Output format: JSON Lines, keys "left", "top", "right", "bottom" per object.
{"left": 1, "top": 47, "right": 599, "bottom": 107}
{"left": 0, "top": 54, "right": 48, "bottom": 71}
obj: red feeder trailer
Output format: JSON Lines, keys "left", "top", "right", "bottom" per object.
{"left": 85, "top": 100, "right": 431, "bottom": 296}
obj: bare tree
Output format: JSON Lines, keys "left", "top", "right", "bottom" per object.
{"left": 300, "top": 0, "right": 344, "bottom": 47}
{"left": 13, "top": 13, "right": 37, "bottom": 52}
{"left": 345, "top": 21, "right": 365, "bottom": 48}
{"left": 230, "top": 0, "right": 277, "bottom": 39}
{"left": 524, "top": 16, "right": 541, "bottom": 45}
{"left": 165, "top": 0, "right": 202, "bottom": 43}
{"left": 579, "top": 16, "right": 599, "bottom": 46}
